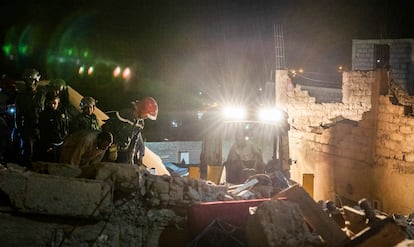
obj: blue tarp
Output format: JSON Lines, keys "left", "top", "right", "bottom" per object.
{"left": 164, "top": 162, "right": 189, "bottom": 177}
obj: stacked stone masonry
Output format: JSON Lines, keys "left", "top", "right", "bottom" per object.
{"left": 352, "top": 39, "right": 414, "bottom": 92}
{"left": 286, "top": 69, "right": 414, "bottom": 215}
{"left": 0, "top": 163, "right": 228, "bottom": 246}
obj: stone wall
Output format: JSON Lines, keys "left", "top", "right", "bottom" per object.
{"left": 373, "top": 95, "right": 414, "bottom": 214}
{"left": 285, "top": 69, "right": 414, "bottom": 215}
{"left": 352, "top": 39, "right": 414, "bottom": 93}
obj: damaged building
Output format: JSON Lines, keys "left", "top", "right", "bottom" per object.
{"left": 2, "top": 38, "right": 414, "bottom": 246}
{"left": 286, "top": 38, "right": 414, "bottom": 214}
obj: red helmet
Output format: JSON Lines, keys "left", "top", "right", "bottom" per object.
{"left": 133, "top": 97, "right": 158, "bottom": 120}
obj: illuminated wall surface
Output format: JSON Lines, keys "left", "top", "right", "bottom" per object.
{"left": 283, "top": 67, "right": 414, "bottom": 215}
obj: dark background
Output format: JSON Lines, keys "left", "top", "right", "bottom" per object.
{"left": 1, "top": 0, "right": 412, "bottom": 140}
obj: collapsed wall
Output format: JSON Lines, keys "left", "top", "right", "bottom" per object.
{"left": 0, "top": 163, "right": 227, "bottom": 246}
{"left": 283, "top": 69, "right": 414, "bottom": 215}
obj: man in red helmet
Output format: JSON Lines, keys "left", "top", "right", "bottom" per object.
{"left": 131, "top": 97, "right": 158, "bottom": 120}
{"left": 102, "top": 97, "right": 158, "bottom": 164}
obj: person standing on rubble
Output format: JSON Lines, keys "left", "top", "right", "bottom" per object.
{"left": 102, "top": 97, "right": 158, "bottom": 165}
{"left": 70, "top": 96, "right": 101, "bottom": 133}
{"left": 59, "top": 130, "right": 113, "bottom": 167}
{"left": 38, "top": 91, "right": 68, "bottom": 162}
{"left": 15, "top": 68, "right": 45, "bottom": 167}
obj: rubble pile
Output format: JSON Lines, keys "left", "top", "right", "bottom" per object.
{"left": 393, "top": 213, "right": 414, "bottom": 240}
{"left": 0, "top": 162, "right": 227, "bottom": 246}
{"left": 245, "top": 200, "right": 324, "bottom": 247}
{"left": 1, "top": 162, "right": 414, "bottom": 246}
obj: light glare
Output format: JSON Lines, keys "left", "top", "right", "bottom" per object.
{"left": 87, "top": 66, "right": 94, "bottom": 75}
{"left": 78, "top": 66, "right": 85, "bottom": 75}
{"left": 122, "top": 67, "right": 131, "bottom": 80}
{"left": 113, "top": 66, "right": 121, "bottom": 77}
{"left": 258, "top": 107, "right": 283, "bottom": 122}
{"left": 222, "top": 106, "right": 246, "bottom": 121}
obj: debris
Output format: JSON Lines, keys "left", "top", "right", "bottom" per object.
{"left": 393, "top": 213, "right": 414, "bottom": 240}
{"left": 187, "top": 198, "right": 270, "bottom": 238}
{"left": 326, "top": 200, "right": 346, "bottom": 229}
{"left": 358, "top": 198, "right": 380, "bottom": 226}
{"left": 188, "top": 218, "right": 246, "bottom": 247}
{"left": 236, "top": 190, "right": 256, "bottom": 200}
{"left": 343, "top": 205, "right": 387, "bottom": 235}
{"left": 342, "top": 218, "right": 406, "bottom": 247}
{"left": 228, "top": 178, "right": 259, "bottom": 195}
{"left": 0, "top": 163, "right": 412, "bottom": 246}
{"left": 246, "top": 200, "right": 324, "bottom": 247}
{"left": 276, "top": 184, "right": 349, "bottom": 245}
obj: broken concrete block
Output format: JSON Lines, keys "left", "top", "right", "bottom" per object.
{"left": 0, "top": 170, "right": 112, "bottom": 219}
{"left": 187, "top": 186, "right": 201, "bottom": 202}
{"left": 245, "top": 200, "right": 321, "bottom": 247}
{"left": 95, "top": 162, "right": 146, "bottom": 195}
{"left": 153, "top": 175, "right": 172, "bottom": 194}
{"left": 32, "top": 161, "right": 82, "bottom": 177}
{"left": 0, "top": 212, "right": 62, "bottom": 246}
{"left": 276, "top": 184, "right": 349, "bottom": 245}
{"left": 0, "top": 169, "right": 27, "bottom": 208}
{"left": 169, "top": 188, "right": 184, "bottom": 203}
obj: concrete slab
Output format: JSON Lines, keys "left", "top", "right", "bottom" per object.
{"left": 0, "top": 170, "right": 112, "bottom": 218}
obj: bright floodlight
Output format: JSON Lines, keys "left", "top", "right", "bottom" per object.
{"left": 113, "top": 66, "right": 121, "bottom": 77}
{"left": 258, "top": 107, "right": 283, "bottom": 122}
{"left": 87, "top": 66, "right": 94, "bottom": 75}
{"left": 122, "top": 67, "right": 131, "bottom": 80}
{"left": 78, "top": 66, "right": 85, "bottom": 75}
{"left": 222, "top": 106, "right": 247, "bottom": 121}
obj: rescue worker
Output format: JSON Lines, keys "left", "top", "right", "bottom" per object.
{"left": 102, "top": 97, "right": 158, "bottom": 165}
{"left": 0, "top": 79, "right": 8, "bottom": 163}
{"left": 0, "top": 112, "right": 7, "bottom": 164}
{"left": 225, "top": 129, "right": 266, "bottom": 184}
{"left": 70, "top": 96, "right": 101, "bottom": 133}
{"left": 38, "top": 91, "right": 68, "bottom": 162}
{"left": 59, "top": 130, "right": 113, "bottom": 167}
{"left": 47, "top": 78, "right": 77, "bottom": 121}
{"left": 47, "top": 78, "right": 66, "bottom": 97}
{"left": 15, "top": 68, "right": 45, "bottom": 167}
{"left": 0, "top": 75, "right": 19, "bottom": 164}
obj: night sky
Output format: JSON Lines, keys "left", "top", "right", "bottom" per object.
{"left": 1, "top": 0, "right": 413, "bottom": 112}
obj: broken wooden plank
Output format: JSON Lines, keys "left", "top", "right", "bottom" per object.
{"left": 343, "top": 205, "right": 368, "bottom": 235}
{"left": 228, "top": 178, "right": 258, "bottom": 195}
{"left": 343, "top": 205, "right": 388, "bottom": 235}
{"left": 341, "top": 218, "right": 406, "bottom": 247}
